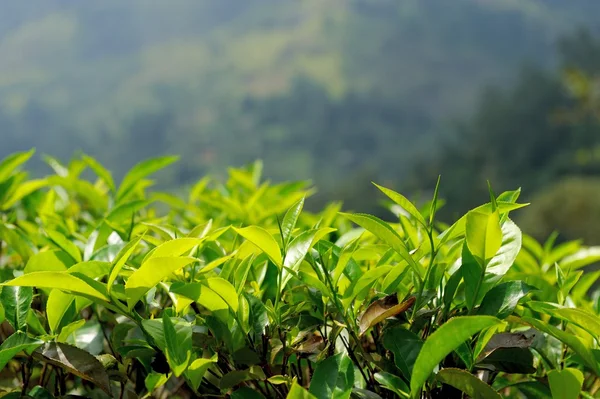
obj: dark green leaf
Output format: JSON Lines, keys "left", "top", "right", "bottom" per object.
{"left": 478, "top": 281, "right": 535, "bottom": 319}
{"left": 436, "top": 368, "right": 501, "bottom": 399}
{"left": 477, "top": 347, "right": 535, "bottom": 374}
{"left": 382, "top": 327, "right": 422, "bottom": 381}
{"left": 0, "top": 332, "right": 43, "bottom": 370}
{"left": 374, "top": 372, "right": 409, "bottom": 398}
{"left": 1, "top": 286, "right": 32, "bottom": 332}
{"left": 309, "top": 353, "right": 354, "bottom": 399}
{"left": 163, "top": 313, "right": 191, "bottom": 377}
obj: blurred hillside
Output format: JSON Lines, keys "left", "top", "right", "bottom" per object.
{"left": 2, "top": 0, "right": 600, "bottom": 214}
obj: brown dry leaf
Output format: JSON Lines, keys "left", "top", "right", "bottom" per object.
{"left": 359, "top": 294, "right": 416, "bottom": 336}
{"left": 295, "top": 332, "right": 325, "bottom": 354}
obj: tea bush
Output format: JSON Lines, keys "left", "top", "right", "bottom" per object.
{"left": 0, "top": 150, "right": 599, "bottom": 399}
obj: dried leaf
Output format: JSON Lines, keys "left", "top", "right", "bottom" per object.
{"left": 359, "top": 294, "right": 416, "bottom": 336}
{"left": 295, "top": 333, "right": 325, "bottom": 354}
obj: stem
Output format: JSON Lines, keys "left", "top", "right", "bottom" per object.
{"left": 314, "top": 253, "right": 377, "bottom": 387}
{"left": 467, "top": 264, "right": 486, "bottom": 316}
{"left": 412, "top": 228, "right": 437, "bottom": 321}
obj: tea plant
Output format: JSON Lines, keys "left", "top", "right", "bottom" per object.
{"left": 0, "top": 149, "right": 599, "bottom": 398}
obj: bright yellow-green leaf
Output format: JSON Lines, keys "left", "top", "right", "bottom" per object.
{"left": 107, "top": 237, "right": 143, "bottom": 292}
{"left": 143, "top": 237, "right": 202, "bottom": 263}
{"left": 46, "top": 230, "right": 82, "bottom": 263}
{"left": 340, "top": 213, "right": 421, "bottom": 277}
{"left": 117, "top": 155, "right": 179, "bottom": 202}
{"left": 0, "top": 149, "right": 34, "bottom": 183}
{"left": 2, "top": 179, "right": 48, "bottom": 210}
{"left": 125, "top": 257, "right": 196, "bottom": 308}
{"left": 2, "top": 272, "right": 108, "bottom": 301}
{"left": 465, "top": 210, "right": 502, "bottom": 263}
{"left": 287, "top": 381, "right": 318, "bottom": 399}
{"left": 234, "top": 226, "right": 282, "bottom": 267}
{"left": 374, "top": 183, "right": 427, "bottom": 228}
{"left": 171, "top": 277, "right": 238, "bottom": 314}
{"left": 24, "top": 250, "right": 73, "bottom": 274}
{"left": 82, "top": 154, "right": 115, "bottom": 192}
{"left": 186, "top": 354, "right": 218, "bottom": 390}
{"left": 47, "top": 290, "right": 75, "bottom": 334}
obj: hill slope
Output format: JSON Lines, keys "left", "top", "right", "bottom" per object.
{"left": 1, "top": 0, "right": 599, "bottom": 200}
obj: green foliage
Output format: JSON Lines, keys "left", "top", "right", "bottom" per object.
{"left": 0, "top": 151, "right": 600, "bottom": 398}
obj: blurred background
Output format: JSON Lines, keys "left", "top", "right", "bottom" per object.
{"left": 2, "top": 0, "right": 600, "bottom": 243}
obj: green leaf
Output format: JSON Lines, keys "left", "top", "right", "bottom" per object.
{"left": 436, "top": 368, "right": 501, "bottom": 399}
{"left": 185, "top": 354, "right": 218, "bottom": 390}
{"left": 33, "top": 342, "right": 111, "bottom": 394}
{"left": 340, "top": 213, "right": 420, "bottom": 277}
{"left": 374, "top": 372, "right": 409, "bottom": 398}
{"left": 486, "top": 219, "right": 522, "bottom": 277}
{"left": 232, "top": 387, "right": 267, "bottom": 399}
{"left": 116, "top": 155, "right": 179, "bottom": 201}
{"left": 0, "top": 332, "right": 43, "bottom": 371}
{"left": 410, "top": 316, "right": 501, "bottom": 397}
{"left": 124, "top": 256, "right": 196, "bottom": 308}
{"left": 234, "top": 226, "right": 282, "bottom": 267}
{"left": 163, "top": 314, "right": 192, "bottom": 377}
{"left": 508, "top": 381, "right": 551, "bottom": 399}
{"left": 0, "top": 149, "right": 35, "bottom": 183}
{"left": 281, "top": 197, "right": 305, "bottom": 247}
{"left": 143, "top": 237, "right": 203, "bottom": 263}
{"left": 107, "top": 237, "right": 143, "bottom": 293}
{"left": 543, "top": 305, "right": 600, "bottom": 340}
{"left": 309, "top": 353, "right": 354, "bottom": 399}
{"left": 374, "top": 183, "right": 427, "bottom": 228}
{"left": 382, "top": 327, "right": 422, "bottom": 381}
{"left": 287, "top": 381, "right": 317, "bottom": 399}
{"left": 466, "top": 209, "right": 502, "bottom": 263}
{"left": 28, "top": 385, "right": 54, "bottom": 399}
{"left": 520, "top": 317, "right": 600, "bottom": 374}
{"left": 345, "top": 266, "right": 393, "bottom": 303}
{"left": 171, "top": 278, "right": 238, "bottom": 316}
{"left": 46, "top": 230, "right": 82, "bottom": 264}
{"left": 2, "top": 179, "right": 48, "bottom": 210}
{"left": 3, "top": 272, "right": 108, "bottom": 301}
{"left": 82, "top": 154, "right": 115, "bottom": 192}
{"left": 145, "top": 372, "right": 169, "bottom": 394}
{"left": 282, "top": 227, "right": 335, "bottom": 289}
{"left": 220, "top": 370, "right": 253, "bottom": 389}
{"left": 438, "top": 201, "right": 528, "bottom": 245}
{"left": 478, "top": 281, "right": 535, "bottom": 319}
{"left": 0, "top": 286, "right": 32, "bottom": 332}
{"left": 67, "top": 321, "right": 104, "bottom": 355}
{"left": 24, "top": 250, "right": 73, "bottom": 274}
{"left": 548, "top": 368, "right": 584, "bottom": 399}
{"left": 47, "top": 290, "right": 75, "bottom": 334}
{"left": 142, "top": 318, "right": 193, "bottom": 353}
